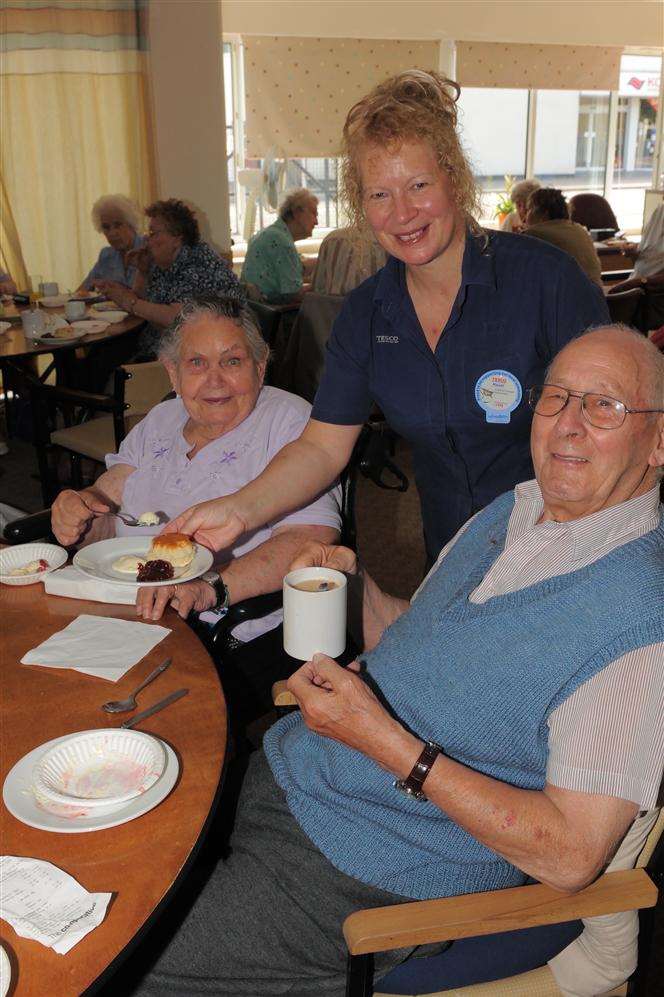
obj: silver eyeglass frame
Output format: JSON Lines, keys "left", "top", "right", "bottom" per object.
{"left": 528, "top": 384, "right": 664, "bottom": 430}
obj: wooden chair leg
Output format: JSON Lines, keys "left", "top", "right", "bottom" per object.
{"left": 346, "top": 953, "right": 373, "bottom": 997}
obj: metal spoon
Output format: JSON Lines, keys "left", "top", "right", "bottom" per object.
{"left": 102, "top": 658, "right": 172, "bottom": 713}
{"left": 111, "top": 511, "right": 166, "bottom": 527}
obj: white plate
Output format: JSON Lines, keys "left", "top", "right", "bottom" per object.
{"left": 70, "top": 320, "right": 109, "bottom": 335}
{"left": 3, "top": 733, "right": 179, "bottom": 833}
{"left": 0, "top": 542, "right": 68, "bottom": 586}
{"left": 92, "top": 307, "right": 127, "bottom": 323}
{"left": 40, "top": 294, "right": 69, "bottom": 308}
{"left": 73, "top": 537, "right": 213, "bottom": 587}
{"left": 0, "top": 321, "right": 10, "bottom": 335}
{"left": 36, "top": 328, "right": 87, "bottom": 345}
{"left": 0, "top": 944, "right": 9, "bottom": 997}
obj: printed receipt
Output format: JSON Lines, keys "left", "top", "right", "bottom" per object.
{"left": 0, "top": 856, "right": 112, "bottom": 955}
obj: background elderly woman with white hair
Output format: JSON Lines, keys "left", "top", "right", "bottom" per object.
{"left": 50, "top": 294, "right": 340, "bottom": 721}
{"left": 77, "top": 193, "right": 145, "bottom": 292}
{"left": 241, "top": 188, "right": 318, "bottom": 303}
{"left": 500, "top": 178, "right": 541, "bottom": 233}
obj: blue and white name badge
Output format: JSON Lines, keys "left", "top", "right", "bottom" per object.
{"left": 474, "top": 370, "right": 522, "bottom": 424}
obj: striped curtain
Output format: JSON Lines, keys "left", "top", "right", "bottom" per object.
{"left": 0, "top": 0, "right": 156, "bottom": 292}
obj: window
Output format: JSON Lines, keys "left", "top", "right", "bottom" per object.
{"left": 612, "top": 54, "right": 661, "bottom": 231}
{"left": 457, "top": 87, "right": 528, "bottom": 223}
{"left": 533, "top": 89, "right": 610, "bottom": 195}
{"left": 223, "top": 43, "right": 662, "bottom": 238}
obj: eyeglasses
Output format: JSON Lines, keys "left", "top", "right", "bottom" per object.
{"left": 528, "top": 384, "right": 664, "bottom": 430}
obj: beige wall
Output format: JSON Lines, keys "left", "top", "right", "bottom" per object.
{"left": 147, "top": 0, "right": 231, "bottom": 252}
{"left": 223, "top": 0, "right": 662, "bottom": 49}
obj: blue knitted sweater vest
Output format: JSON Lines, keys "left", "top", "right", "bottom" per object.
{"left": 264, "top": 492, "right": 664, "bottom": 899}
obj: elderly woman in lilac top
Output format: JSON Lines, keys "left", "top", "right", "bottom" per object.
{"left": 50, "top": 296, "right": 341, "bottom": 634}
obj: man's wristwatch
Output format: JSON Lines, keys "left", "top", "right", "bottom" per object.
{"left": 394, "top": 741, "right": 443, "bottom": 801}
{"left": 201, "top": 571, "right": 230, "bottom": 612}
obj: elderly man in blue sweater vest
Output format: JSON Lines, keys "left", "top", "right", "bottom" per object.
{"left": 130, "top": 326, "right": 664, "bottom": 997}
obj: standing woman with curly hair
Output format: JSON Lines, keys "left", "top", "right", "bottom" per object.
{"left": 169, "top": 71, "right": 609, "bottom": 564}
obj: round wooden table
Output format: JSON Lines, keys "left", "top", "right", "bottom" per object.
{"left": 0, "top": 301, "right": 144, "bottom": 364}
{"left": 0, "top": 585, "right": 227, "bottom": 997}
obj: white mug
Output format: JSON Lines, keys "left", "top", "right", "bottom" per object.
{"left": 283, "top": 567, "right": 347, "bottom": 660}
{"left": 21, "top": 309, "right": 45, "bottom": 339}
{"left": 40, "top": 282, "right": 59, "bottom": 296}
{"left": 65, "top": 300, "right": 86, "bottom": 321}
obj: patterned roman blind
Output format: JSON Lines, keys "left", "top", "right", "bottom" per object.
{"left": 456, "top": 41, "right": 622, "bottom": 91}
{"left": 243, "top": 35, "right": 439, "bottom": 157}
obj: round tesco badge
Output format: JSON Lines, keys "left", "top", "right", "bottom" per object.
{"left": 474, "top": 370, "right": 522, "bottom": 424}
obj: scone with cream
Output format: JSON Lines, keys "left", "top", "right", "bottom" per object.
{"left": 147, "top": 533, "right": 196, "bottom": 569}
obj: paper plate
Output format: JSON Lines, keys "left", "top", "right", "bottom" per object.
{"left": 0, "top": 542, "right": 68, "bottom": 586}
{"left": 33, "top": 729, "right": 166, "bottom": 813}
{"left": 3, "top": 733, "right": 179, "bottom": 833}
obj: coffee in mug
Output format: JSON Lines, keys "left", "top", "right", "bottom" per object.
{"left": 291, "top": 578, "right": 341, "bottom": 592}
{"left": 283, "top": 567, "right": 347, "bottom": 660}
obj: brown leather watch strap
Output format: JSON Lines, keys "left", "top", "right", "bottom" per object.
{"left": 393, "top": 740, "right": 443, "bottom": 801}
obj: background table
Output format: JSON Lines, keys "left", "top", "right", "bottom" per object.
{"left": 0, "top": 585, "right": 226, "bottom": 996}
{"left": 0, "top": 301, "right": 143, "bottom": 364}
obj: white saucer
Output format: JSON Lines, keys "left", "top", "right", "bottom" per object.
{"left": 0, "top": 944, "right": 9, "bottom": 997}
{"left": 3, "top": 733, "right": 179, "bottom": 833}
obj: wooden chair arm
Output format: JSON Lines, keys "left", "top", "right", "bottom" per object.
{"left": 272, "top": 680, "right": 297, "bottom": 707}
{"left": 343, "top": 868, "right": 657, "bottom": 956}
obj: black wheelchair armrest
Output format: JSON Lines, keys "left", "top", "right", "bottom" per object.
{"left": 187, "top": 590, "right": 284, "bottom": 652}
{"left": 3, "top": 509, "right": 54, "bottom": 544}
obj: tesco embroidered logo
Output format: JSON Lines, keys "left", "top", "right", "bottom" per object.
{"left": 376, "top": 335, "right": 399, "bottom": 344}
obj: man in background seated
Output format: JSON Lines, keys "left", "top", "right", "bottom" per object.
{"left": 311, "top": 226, "right": 386, "bottom": 296}
{"left": 129, "top": 325, "right": 663, "bottom": 997}
{"left": 241, "top": 188, "right": 318, "bottom": 304}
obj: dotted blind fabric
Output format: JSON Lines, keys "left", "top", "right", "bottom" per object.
{"left": 456, "top": 41, "right": 622, "bottom": 91}
{"left": 243, "top": 35, "right": 439, "bottom": 157}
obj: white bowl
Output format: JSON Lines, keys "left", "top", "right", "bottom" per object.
{"left": 95, "top": 309, "right": 127, "bottom": 323}
{"left": 33, "top": 729, "right": 166, "bottom": 811}
{"left": 0, "top": 542, "right": 67, "bottom": 586}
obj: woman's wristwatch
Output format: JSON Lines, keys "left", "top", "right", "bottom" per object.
{"left": 201, "top": 571, "right": 230, "bottom": 612}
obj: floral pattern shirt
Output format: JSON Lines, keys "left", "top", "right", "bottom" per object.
{"left": 147, "top": 241, "right": 242, "bottom": 304}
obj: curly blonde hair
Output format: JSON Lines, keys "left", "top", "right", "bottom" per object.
{"left": 341, "top": 70, "right": 480, "bottom": 231}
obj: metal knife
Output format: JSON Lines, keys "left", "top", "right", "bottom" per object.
{"left": 120, "top": 688, "right": 189, "bottom": 729}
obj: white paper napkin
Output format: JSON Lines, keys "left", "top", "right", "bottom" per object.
{"left": 21, "top": 614, "right": 170, "bottom": 682}
{"left": 44, "top": 564, "right": 136, "bottom": 605}
{"left": 0, "top": 856, "right": 112, "bottom": 955}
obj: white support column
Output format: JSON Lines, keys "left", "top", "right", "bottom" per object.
{"left": 438, "top": 40, "right": 456, "bottom": 81}
{"left": 146, "top": 0, "right": 231, "bottom": 254}
{"left": 525, "top": 90, "right": 537, "bottom": 178}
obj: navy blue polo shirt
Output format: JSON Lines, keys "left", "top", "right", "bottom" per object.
{"left": 312, "top": 229, "right": 610, "bottom": 560}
